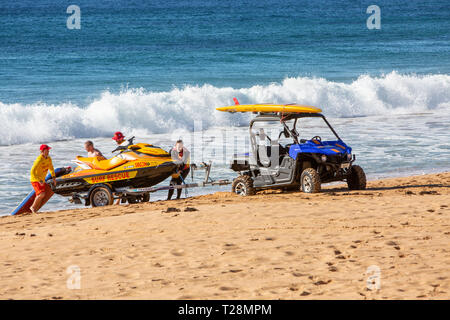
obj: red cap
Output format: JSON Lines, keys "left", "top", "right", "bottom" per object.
{"left": 40, "top": 144, "right": 51, "bottom": 151}
{"left": 112, "top": 131, "right": 125, "bottom": 141}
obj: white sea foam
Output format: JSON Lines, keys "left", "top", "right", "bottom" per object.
{"left": 1, "top": 72, "right": 449, "bottom": 145}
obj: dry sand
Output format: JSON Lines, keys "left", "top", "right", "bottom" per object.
{"left": 0, "top": 172, "right": 449, "bottom": 300}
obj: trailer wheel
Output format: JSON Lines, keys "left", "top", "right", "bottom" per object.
{"left": 347, "top": 165, "right": 366, "bottom": 190}
{"left": 126, "top": 196, "right": 137, "bottom": 204}
{"left": 142, "top": 193, "right": 150, "bottom": 202}
{"left": 300, "top": 168, "right": 321, "bottom": 193}
{"left": 127, "top": 193, "right": 150, "bottom": 204}
{"left": 89, "top": 185, "right": 114, "bottom": 207}
{"left": 232, "top": 175, "right": 255, "bottom": 196}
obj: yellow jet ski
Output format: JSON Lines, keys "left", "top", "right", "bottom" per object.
{"left": 52, "top": 137, "right": 177, "bottom": 206}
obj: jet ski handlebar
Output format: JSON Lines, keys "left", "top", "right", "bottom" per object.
{"left": 112, "top": 146, "right": 126, "bottom": 153}
{"left": 111, "top": 136, "right": 136, "bottom": 153}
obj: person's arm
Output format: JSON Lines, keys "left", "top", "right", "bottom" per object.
{"left": 94, "top": 149, "right": 103, "bottom": 158}
{"left": 181, "top": 148, "right": 190, "bottom": 164}
{"left": 30, "top": 157, "right": 42, "bottom": 183}
{"left": 170, "top": 149, "right": 181, "bottom": 163}
{"left": 49, "top": 158, "right": 56, "bottom": 186}
{"left": 49, "top": 158, "right": 55, "bottom": 178}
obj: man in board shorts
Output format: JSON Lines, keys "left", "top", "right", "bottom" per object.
{"left": 30, "top": 144, "right": 57, "bottom": 213}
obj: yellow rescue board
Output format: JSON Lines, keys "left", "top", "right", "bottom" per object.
{"left": 216, "top": 104, "right": 322, "bottom": 114}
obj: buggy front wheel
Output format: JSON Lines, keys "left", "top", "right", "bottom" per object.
{"left": 347, "top": 165, "right": 366, "bottom": 190}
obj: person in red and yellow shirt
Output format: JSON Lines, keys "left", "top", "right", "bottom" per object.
{"left": 29, "top": 144, "right": 57, "bottom": 213}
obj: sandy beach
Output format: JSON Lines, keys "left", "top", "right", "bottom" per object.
{"left": 0, "top": 172, "right": 448, "bottom": 300}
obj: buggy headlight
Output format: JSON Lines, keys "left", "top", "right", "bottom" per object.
{"left": 321, "top": 155, "right": 327, "bottom": 162}
{"left": 347, "top": 153, "right": 352, "bottom": 161}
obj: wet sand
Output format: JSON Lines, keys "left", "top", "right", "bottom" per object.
{"left": 0, "top": 172, "right": 449, "bottom": 299}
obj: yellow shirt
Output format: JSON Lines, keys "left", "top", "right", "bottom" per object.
{"left": 30, "top": 155, "right": 55, "bottom": 183}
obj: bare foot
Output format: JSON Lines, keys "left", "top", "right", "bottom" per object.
{"left": 30, "top": 207, "right": 37, "bottom": 214}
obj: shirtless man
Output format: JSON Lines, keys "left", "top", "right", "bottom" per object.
{"left": 84, "top": 140, "right": 104, "bottom": 158}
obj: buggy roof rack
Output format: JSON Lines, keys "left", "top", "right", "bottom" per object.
{"left": 216, "top": 103, "right": 322, "bottom": 114}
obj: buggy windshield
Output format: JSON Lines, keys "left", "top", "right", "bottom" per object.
{"left": 292, "top": 116, "right": 340, "bottom": 142}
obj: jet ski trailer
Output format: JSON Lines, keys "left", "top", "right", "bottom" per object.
{"left": 69, "top": 162, "right": 230, "bottom": 207}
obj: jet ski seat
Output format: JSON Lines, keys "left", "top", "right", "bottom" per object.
{"left": 76, "top": 156, "right": 127, "bottom": 171}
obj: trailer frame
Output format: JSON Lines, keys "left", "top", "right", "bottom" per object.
{"left": 68, "top": 161, "right": 230, "bottom": 207}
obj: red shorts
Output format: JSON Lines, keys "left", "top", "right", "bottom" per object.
{"left": 31, "top": 182, "right": 48, "bottom": 195}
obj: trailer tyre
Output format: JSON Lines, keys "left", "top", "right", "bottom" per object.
{"left": 127, "top": 193, "right": 150, "bottom": 204}
{"left": 89, "top": 185, "right": 114, "bottom": 207}
{"left": 347, "top": 165, "right": 366, "bottom": 190}
{"left": 127, "top": 196, "right": 137, "bottom": 204}
{"left": 300, "top": 168, "right": 321, "bottom": 193}
{"left": 142, "top": 193, "right": 150, "bottom": 202}
{"left": 232, "top": 175, "right": 255, "bottom": 196}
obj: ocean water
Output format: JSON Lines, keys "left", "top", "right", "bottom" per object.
{"left": 0, "top": 0, "right": 449, "bottom": 215}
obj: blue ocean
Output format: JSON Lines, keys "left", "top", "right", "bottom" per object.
{"left": 0, "top": 0, "right": 449, "bottom": 214}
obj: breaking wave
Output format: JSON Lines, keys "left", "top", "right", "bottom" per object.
{"left": 1, "top": 71, "right": 449, "bottom": 145}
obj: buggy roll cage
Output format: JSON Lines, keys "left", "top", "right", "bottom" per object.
{"left": 249, "top": 113, "right": 342, "bottom": 144}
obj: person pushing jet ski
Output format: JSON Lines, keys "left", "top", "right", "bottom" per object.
{"left": 167, "top": 139, "right": 191, "bottom": 200}
{"left": 29, "top": 144, "right": 57, "bottom": 213}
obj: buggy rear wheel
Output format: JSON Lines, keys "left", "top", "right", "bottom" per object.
{"left": 89, "top": 185, "right": 114, "bottom": 207}
{"left": 232, "top": 175, "right": 255, "bottom": 196}
{"left": 347, "top": 165, "right": 366, "bottom": 190}
{"left": 300, "top": 168, "right": 321, "bottom": 193}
